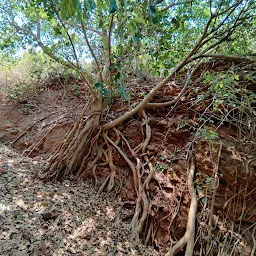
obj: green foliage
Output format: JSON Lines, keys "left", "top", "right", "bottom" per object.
{"left": 195, "top": 127, "right": 219, "bottom": 141}
{"left": 109, "top": 0, "right": 118, "bottom": 14}
{"left": 203, "top": 71, "right": 240, "bottom": 109}
{"left": 198, "top": 70, "right": 256, "bottom": 140}
{"left": 0, "top": 0, "right": 255, "bottom": 102}
{"left": 60, "top": 0, "right": 79, "bottom": 19}
{"left": 195, "top": 172, "right": 215, "bottom": 204}
{"left": 155, "top": 163, "right": 168, "bottom": 171}
{"left": 177, "top": 118, "right": 189, "bottom": 131}
{"left": 0, "top": 51, "right": 74, "bottom": 100}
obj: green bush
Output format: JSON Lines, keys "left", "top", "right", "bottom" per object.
{"left": 201, "top": 71, "right": 256, "bottom": 140}
{"left": 0, "top": 51, "right": 75, "bottom": 100}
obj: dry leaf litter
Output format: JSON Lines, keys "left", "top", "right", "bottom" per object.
{"left": 0, "top": 143, "right": 159, "bottom": 256}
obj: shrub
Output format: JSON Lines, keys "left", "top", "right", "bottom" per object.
{"left": 0, "top": 51, "right": 75, "bottom": 100}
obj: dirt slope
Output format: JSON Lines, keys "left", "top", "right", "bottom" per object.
{"left": 0, "top": 61, "right": 256, "bottom": 255}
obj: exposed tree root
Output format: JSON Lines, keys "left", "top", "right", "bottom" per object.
{"left": 135, "top": 110, "right": 151, "bottom": 153}
{"left": 118, "top": 125, "right": 152, "bottom": 239}
{"left": 252, "top": 224, "right": 256, "bottom": 256}
{"left": 207, "top": 141, "right": 223, "bottom": 251}
{"left": 101, "top": 109, "right": 154, "bottom": 241}
{"left": 41, "top": 96, "right": 102, "bottom": 181}
{"left": 165, "top": 156, "right": 197, "bottom": 256}
{"left": 144, "top": 156, "right": 155, "bottom": 190}
{"left": 97, "top": 146, "right": 116, "bottom": 194}
{"left": 38, "top": 24, "right": 251, "bottom": 245}
{"left": 103, "top": 131, "right": 139, "bottom": 195}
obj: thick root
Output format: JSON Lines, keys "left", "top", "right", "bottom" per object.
{"left": 41, "top": 96, "right": 102, "bottom": 181}
{"left": 165, "top": 156, "right": 198, "bottom": 256}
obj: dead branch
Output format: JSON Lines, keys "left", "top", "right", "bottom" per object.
{"left": 10, "top": 114, "right": 52, "bottom": 146}
{"left": 25, "top": 127, "right": 54, "bottom": 157}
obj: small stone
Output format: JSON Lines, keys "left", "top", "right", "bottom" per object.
{"left": 41, "top": 210, "right": 58, "bottom": 221}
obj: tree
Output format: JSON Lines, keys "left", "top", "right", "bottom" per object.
{"left": 1, "top": 0, "right": 256, "bottom": 252}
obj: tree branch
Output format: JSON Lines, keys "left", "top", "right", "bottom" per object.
{"left": 101, "top": 8, "right": 218, "bottom": 130}
{"left": 63, "top": 21, "right": 103, "bottom": 37}
{"left": 108, "top": 14, "right": 115, "bottom": 64}
{"left": 36, "top": 10, "right": 41, "bottom": 41}
{"left": 147, "top": 61, "right": 202, "bottom": 108}
{"left": 198, "top": 54, "right": 255, "bottom": 62}
{"left": 81, "top": 20, "right": 102, "bottom": 76}
{"left": 102, "top": 14, "right": 115, "bottom": 82}
{"left": 54, "top": 7, "right": 80, "bottom": 68}
{"left": 10, "top": 21, "right": 76, "bottom": 69}
{"left": 10, "top": 21, "right": 96, "bottom": 95}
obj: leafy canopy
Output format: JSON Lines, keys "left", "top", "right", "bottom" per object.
{"left": 0, "top": 0, "right": 255, "bottom": 86}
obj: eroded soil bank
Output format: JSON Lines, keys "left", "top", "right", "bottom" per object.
{"left": 1, "top": 60, "right": 256, "bottom": 255}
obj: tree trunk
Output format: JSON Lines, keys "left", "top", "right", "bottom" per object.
{"left": 42, "top": 95, "right": 102, "bottom": 181}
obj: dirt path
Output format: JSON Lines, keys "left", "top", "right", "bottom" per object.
{"left": 0, "top": 143, "right": 158, "bottom": 256}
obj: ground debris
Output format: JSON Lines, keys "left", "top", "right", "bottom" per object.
{"left": 0, "top": 143, "right": 159, "bottom": 256}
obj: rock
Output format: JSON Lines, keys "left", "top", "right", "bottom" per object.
{"left": 41, "top": 210, "right": 58, "bottom": 221}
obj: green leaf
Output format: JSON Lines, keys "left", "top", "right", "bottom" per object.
{"left": 150, "top": 47, "right": 154, "bottom": 60}
{"left": 133, "top": 16, "right": 146, "bottom": 24}
{"left": 118, "top": 84, "right": 128, "bottom": 100}
{"left": 101, "top": 88, "right": 108, "bottom": 95}
{"left": 97, "top": 2, "right": 107, "bottom": 11}
{"left": 154, "top": 70, "right": 160, "bottom": 77}
{"left": 60, "top": 0, "right": 79, "bottom": 19}
{"left": 53, "top": 27, "right": 62, "bottom": 35}
{"left": 148, "top": 3, "right": 156, "bottom": 17}
{"left": 88, "top": 0, "right": 96, "bottom": 10}
{"left": 121, "top": 0, "right": 128, "bottom": 9}
{"left": 115, "top": 72, "right": 121, "bottom": 80}
{"left": 109, "top": 0, "right": 118, "bottom": 14}
{"left": 134, "top": 33, "right": 140, "bottom": 42}
{"left": 171, "top": 17, "right": 180, "bottom": 28}
{"left": 99, "top": 20, "right": 104, "bottom": 28}
{"left": 206, "top": 176, "right": 213, "bottom": 184}
{"left": 94, "top": 82, "right": 103, "bottom": 89}
{"left": 201, "top": 197, "right": 207, "bottom": 204}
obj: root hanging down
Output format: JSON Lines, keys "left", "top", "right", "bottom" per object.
{"left": 41, "top": 96, "right": 102, "bottom": 181}
{"left": 165, "top": 156, "right": 198, "bottom": 256}
{"left": 101, "top": 110, "right": 154, "bottom": 240}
